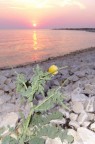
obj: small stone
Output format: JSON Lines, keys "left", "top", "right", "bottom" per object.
{"left": 84, "top": 84, "right": 95, "bottom": 95}
{"left": 35, "top": 94, "right": 44, "bottom": 100}
{"left": 9, "top": 82, "right": 16, "bottom": 90}
{"left": 0, "top": 103, "right": 17, "bottom": 113}
{"left": 51, "top": 79, "right": 60, "bottom": 86}
{"left": 75, "top": 71, "right": 85, "bottom": 78}
{"left": 85, "top": 97, "right": 95, "bottom": 112}
{"left": 32, "top": 99, "right": 38, "bottom": 105}
{"left": 88, "top": 113, "right": 94, "bottom": 121}
{"left": 2, "top": 84, "right": 10, "bottom": 92}
{"left": 50, "top": 118, "right": 66, "bottom": 125}
{"left": 59, "top": 108, "right": 70, "bottom": 118}
{"left": 0, "top": 94, "right": 11, "bottom": 105}
{"left": 0, "top": 112, "right": 18, "bottom": 128}
{"left": 77, "top": 112, "right": 88, "bottom": 125}
{"left": 5, "top": 78, "right": 11, "bottom": 85}
{"left": 82, "top": 121, "right": 90, "bottom": 128}
{"left": 45, "top": 137, "right": 62, "bottom": 144}
{"left": 0, "top": 75, "right": 7, "bottom": 84}
{"left": 90, "top": 122, "right": 95, "bottom": 131}
{"left": 68, "top": 75, "right": 79, "bottom": 82}
{"left": 72, "top": 102, "right": 84, "bottom": 114}
{"left": 0, "top": 90, "right": 4, "bottom": 96}
{"left": 71, "top": 88, "right": 87, "bottom": 102}
{"left": 69, "top": 121, "right": 80, "bottom": 129}
{"left": 69, "top": 113, "right": 78, "bottom": 121}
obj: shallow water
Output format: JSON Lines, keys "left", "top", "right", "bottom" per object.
{"left": 0, "top": 29, "right": 95, "bottom": 67}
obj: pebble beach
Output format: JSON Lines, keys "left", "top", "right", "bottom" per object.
{"left": 1, "top": 47, "right": 95, "bottom": 144}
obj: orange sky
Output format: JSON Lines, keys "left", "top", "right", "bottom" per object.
{"left": 0, "top": 0, "right": 95, "bottom": 29}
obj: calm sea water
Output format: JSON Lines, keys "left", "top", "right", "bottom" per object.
{"left": 0, "top": 29, "right": 95, "bottom": 68}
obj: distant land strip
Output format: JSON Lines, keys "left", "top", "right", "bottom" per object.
{"left": 52, "top": 28, "right": 95, "bottom": 32}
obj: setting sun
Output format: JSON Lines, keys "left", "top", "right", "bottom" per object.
{"left": 33, "top": 23, "right": 37, "bottom": 27}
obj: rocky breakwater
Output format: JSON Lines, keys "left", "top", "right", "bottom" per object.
{"left": 1, "top": 48, "right": 95, "bottom": 143}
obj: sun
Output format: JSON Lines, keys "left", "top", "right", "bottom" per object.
{"left": 33, "top": 23, "right": 37, "bottom": 27}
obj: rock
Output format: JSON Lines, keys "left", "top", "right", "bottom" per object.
{"left": 75, "top": 71, "right": 85, "bottom": 78}
{"left": 0, "top": 90, "right": 4, "bottom": 96}
{"left": 45, "top": 137, "right": 62, "bottom": 144}
{"left": 2, "top": 84, "right": 10, "bottom": 92}
{"left": 50, "top": 118, "right": 66, "bottom": 125}
{"left": 0, "top": 94, "right": 11, "bottom": 105}
{"left": 9, "top": 82, "right": 16, "bottom": 90}
{"left": 51, "top": 79, "right": 60, "bottom": 86}
{"left": 84, "top": 84, "right": 95, "bottom": 95}
{"left": 69, "top": 121, "right": 80, "bottom": 129}
{"left": 71, "top": 93, "right": 87, "bottom": 103}
{"left": 82, "top": 121, "right": 91, "bottom": 128}
{"left": 35, "top": 94, "right": 44, "bottom": 100}
{"left": 5, "top": 78, "right": 11, "bottom": 85}
{"left": 76, "top": 127, "right": 95, "bottom": 144}
{"left": 59, "top": 109, "right": 70, "bottom": 118}
{"left": 32, "top": 99, "right": 38, "bottom": 105}
{"left": 90, "top": 122, "right": 95, "bottom": 131}
{"left": 69, "top": 113, "right": 78, "bottom": 121}
{"left": 0, "top": 75, "right": 7, "bottom": 84}
{"left": 68, "top": 75, "right": 79, "bottom": 82}
{"left": 77, "top": 112, "right": 88, "bottom": 125}
{"left": 71, "top": 88, "right": 87, "bottom": 102}
{"left": 88, "top": 113, "right": 94, "bottom": 121}
{"left": 0, "top": 103, "right": 17, "bottom": 113}
{"left": 0, "top": 112, "right": 18, "bottom": 128}
{"left": 84, "top": 97, "right": 95, "bottom": 112}
{"left": 72, "top": 102, "right": 84, "bottom": 114}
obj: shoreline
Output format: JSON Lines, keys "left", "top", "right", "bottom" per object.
{"left": 0, "top": 46, "right": 95, "bottom": 70}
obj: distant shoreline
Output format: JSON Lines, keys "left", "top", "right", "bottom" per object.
{"left": 52, "top": 28, "right": 95, "bottom": 32}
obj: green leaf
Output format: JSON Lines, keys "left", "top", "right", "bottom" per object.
{"left": 37, "top": 125, "right": 62, "bottom": 138}
{"left": 37, "top": 125, "right": 73, "bottom": 143}
{"left": 2, "top": 136, "right": 17, "bottom": 144}
{"left": 29, "top": 137, "right": 45, "bottom": 144}
{"left": 31, "top": 111, "right": 63, "bottom": 126}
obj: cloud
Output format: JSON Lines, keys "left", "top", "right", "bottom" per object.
{"left": 47, "top": 0, "right": 86, "bottom": 9}
{"left": 0, "top": 0, "right": 86, "bottom": 10}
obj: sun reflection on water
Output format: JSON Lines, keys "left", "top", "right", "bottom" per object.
{"left": 33, "top": 31, "right": 38, "bottom": 50}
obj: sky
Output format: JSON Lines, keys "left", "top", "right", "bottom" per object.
{"left": 0, "top": 0, "right": 95, "bottom": 29}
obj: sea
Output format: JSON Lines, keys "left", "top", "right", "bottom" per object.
{"left": 0, "top": 29, "right": 95, "bottom": 68}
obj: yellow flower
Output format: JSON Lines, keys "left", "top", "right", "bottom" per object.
{"left": 48, "top": 65, "right": 58, "bottom": 75}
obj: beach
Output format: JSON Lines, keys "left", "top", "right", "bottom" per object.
{"left": 1, "top": 47, "right": 95, "bottom": 143}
